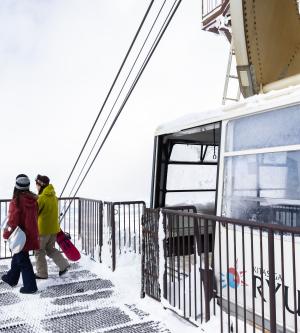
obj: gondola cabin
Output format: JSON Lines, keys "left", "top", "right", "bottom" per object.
{"left": 150, "top": 84, "right": 300, "bottom": 331}
{"left": 149, "top": 0, "right": 300, "bottom": 330}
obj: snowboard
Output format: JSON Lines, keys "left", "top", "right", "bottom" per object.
{"left": 56, "top": 229, "right": 81, "bottom": 261}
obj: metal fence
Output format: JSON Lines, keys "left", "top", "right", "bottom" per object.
{"left": 202, "top": 0, "right": 225, "bottom": 19}
{"left": 271, "top": 204, "right": 300, "bottom": 228}
{"left": 77, "top": 198, "right": 103, "bottom": 261}
{"left": 160, "top": 208, "right": 300, "bottom": 332}
{"left": 141, "top": 208, "right": 160, "bottom": 301}
{"left": 162, "top": 208, "right": 208, "bottom": 324}
{"left": 0, "top": 199, "right": 11, "bottom": 259}
{"left": 0, "top": 197, "right": 103, "bottom": 261}
{"left": 105, "top": 201, "right": 145, "bottom": 271}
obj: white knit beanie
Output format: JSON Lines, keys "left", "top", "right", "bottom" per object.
{"left": 15, "top": 174, "right": 30, "bottom": 191}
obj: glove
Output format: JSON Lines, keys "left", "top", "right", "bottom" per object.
{"left": 3, "top": 226, "right": 13, "bottom": 240}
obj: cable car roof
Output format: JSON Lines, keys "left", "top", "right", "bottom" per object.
{"left": 155, "top": 84, "right": 300, "bottom": 136}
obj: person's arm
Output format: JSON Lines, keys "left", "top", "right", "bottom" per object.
{"left": 37, "top": 195, "right": 45, "bottom": 215}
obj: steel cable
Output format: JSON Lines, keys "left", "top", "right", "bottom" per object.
{"left": 65, "top": 0, "right": 168, "bottom": 200}
{"left": 60, "top": 0, "right": 182, "bottom": 221}
{"left": 60, "top": 0, "right": 155, "bottom": 198}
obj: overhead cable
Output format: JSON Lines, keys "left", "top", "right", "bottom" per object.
{"left": 60, "top": 0, "right": 182, "bottom": 220}
{"left": 65, "top": 0, "right": 168, "bottom": 199}
{"left": 60, "top": 0, "right": 155, "bottom": 198}
{"left": 65, "top": 0, "right": 182, "bottom": 204}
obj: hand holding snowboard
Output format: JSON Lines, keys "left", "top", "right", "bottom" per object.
{"left": 56, "top": 229, "right": 81, "bottom": 261}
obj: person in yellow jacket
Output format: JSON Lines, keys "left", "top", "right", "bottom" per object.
{"left": 34, "top": 174, "right": 69, "bottom": 279}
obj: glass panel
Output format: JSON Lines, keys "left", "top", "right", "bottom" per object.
{"left": 222, "top": 151, "right": 300, "bottom": 226}
{"left": 205, "top": 146, "right": 219, "bottom": 162}
{"left": 170, "top": 144, "right": 200, "bottom": 162}
{"left": 226, "top": 104, "right": 300, "bottom": 151}
{"left": 167, "top": 165, "right": 217, "bottom": 190}
{"left": 170, "top": 144, "right": 219, "bottom": 162}
{"left": 166, "top": 191, "right": 216, "bottom": 214}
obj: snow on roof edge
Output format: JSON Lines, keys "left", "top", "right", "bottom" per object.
{"left": 155, "top": 84, "right": 300, "bottom": 136}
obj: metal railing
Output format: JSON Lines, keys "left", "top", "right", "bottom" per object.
{"left": 105, "top": 201, "right": 145, "bottom": 271}
{"left": 59, "top": 197, "right": 81, "bottom": 247}
{"left": 0, "top": 199, "right": 11, "bottom": 259}
{"left": 141, "top": 205, "right": 200, "bottom": 301}
{"left": 77, "top": 198, "right": 103, "bottom": 261}
{"left": 160, "top": 208, "right": 300, "bottom": 332}
{"left": 0, "top": 197, "right": 103, "bottom": 261}
{"left": 162, "top": 208, "right": 209, "bottom": 324}
{"left": 202, "top": 0, "right": 226, "bottom": 19}
{"left": 141, "top": 208, "right": 160, "bottom": 301}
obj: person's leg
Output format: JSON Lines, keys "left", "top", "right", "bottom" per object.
{"left": 34, "top": 235, "right": 50, "bottom": 278}
{"left": 45, "top": 235, "right": 69, "bottom": 273}
{"left": 1, "top": 253, "right": 21, "bottom": 286}
{"left": 19, "top": 251, "right": 37, "bottom": 293}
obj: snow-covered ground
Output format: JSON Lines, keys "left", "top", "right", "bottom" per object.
{"left": 89, "top": 253, "right": 201, "bottom": 333}
{"left": 0, "top": 252, "right": 208, "bottom": 332}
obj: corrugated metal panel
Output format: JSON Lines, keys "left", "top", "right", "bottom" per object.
{"left": 231, "top": 0, "right": 300, "bottom": 96}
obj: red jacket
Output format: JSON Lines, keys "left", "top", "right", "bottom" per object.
{"left": 4, "top": 192, "right": 40, "bottom": 251}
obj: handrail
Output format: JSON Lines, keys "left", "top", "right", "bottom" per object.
{"left": 202, "top": 0, "right": 229, "bottom": 22}
{"left": 161, "top": 208, "right": 300, "bottom": 234}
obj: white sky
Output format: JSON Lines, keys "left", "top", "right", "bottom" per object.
{"left": 0, "top": 0, "right": 229, "bottom": 202}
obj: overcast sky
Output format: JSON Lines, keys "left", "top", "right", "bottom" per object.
{"left": 0, "top": 0, "right": 229, "bottom": 202}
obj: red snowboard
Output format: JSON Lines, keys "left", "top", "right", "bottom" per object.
{"left": 56, "top": 230, "right": 81, "bottom": 261}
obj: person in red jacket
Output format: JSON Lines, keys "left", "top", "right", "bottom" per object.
{"left": 1, "top": 174, "right": 40, "bottom": 294}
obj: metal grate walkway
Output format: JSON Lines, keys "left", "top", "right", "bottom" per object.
{"left": 0, "top": 259, "right": 171, "bottom": 333}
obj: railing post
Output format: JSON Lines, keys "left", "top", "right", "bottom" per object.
{"left": 204, "top": 218, "right": 211, "bottom": 322}
{"left": 140, "top": 212, "right": 145, "bottom": 298}
{"left": 78, "top": 199, "right": 82, "bottom": 239}
{"left": 163, "top": 211, "right": 167, "bottom": 300}
{"left": 99, "top": 201, "right": 103, "bottom": 262}
{"left": 268, "top": 229, "right": 277, "bottom": 333}
{"left": 111, "top": 203, "right": 116, "bottom": 272}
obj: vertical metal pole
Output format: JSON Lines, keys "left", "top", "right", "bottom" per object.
{"left": 268, "top": 229, "right": 277, "bottom": 333}
{"left": 226, "top": 223, "right": 230, "bottom": 332}
{"left": 172, "top": 215, "right": 176, "bottom": 307}
{"left": 156, "top": 209, "right": 160, "bottom": 300}
{"left": 163, "top": 212, "right": 168, "bottom": 300}
{"left": 280, "top": 232, "right": 286, "bottom": 332}
{"left": 84, "top": 200, "right": 87, "bottom": 254}
{"left": 168, "top": 214, "right": 172, "bottom": 303}
{"left": 183, "top": 215, "right": 186, "bottom": 318}
{"left": 234, "top": 225, "right": 238, "bottom": 332}
{"left": 204, "top": 217, "right": 210, "bottom": 322}
{"left": 99, "top": 201, "right": 103, "bottom": 262}
{"left": 111, "top": 203, "right": 116, "bottom": 272}
{"left": 87, "top": 201, "right": 90, "bottom": 255}
{"left": 188, "top": 216, "right": 192, "bottom": 318}
{"left": 123, "top": 204, "right": 126, "bottom": 250}
{"left": 242, "top": 225, "right": 247, "bottom": 332}
{"left": 129, "top": 204, "right": 131, "bottom": 249}
{"left": 133, "top": 204, "right": 136, "bottom": 253}
{"left": 250, "top": 228, "right": 256, "bottom": 333}
{"left": 138, "top": 204, "right": 141, "bottom": 254}
{"left": 78, "top": 199, "right": 82, "bottom": 240}
{"left": 176, "top": 215, "right": 181, "bottom": 310}
{"left": 118, "top": 203, "right": 121, "bottom": 254}
{"left": 218, "top": 222, "right": 223, "bottom": 332}
{"left": 140, "top": 212, "right": 145, "bottom": 298}
{"left": 194, "top": 217, "right": 198, "bottom": 322}
{"left": 292, "top": 234, "right": 298, "bottom": 332}
{"left": 260, "top": 228, "right": 265, "bottom": 332}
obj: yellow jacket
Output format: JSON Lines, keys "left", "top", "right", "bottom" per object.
{"left": 37, "top": 184, "right": 60, "bottom": 236}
